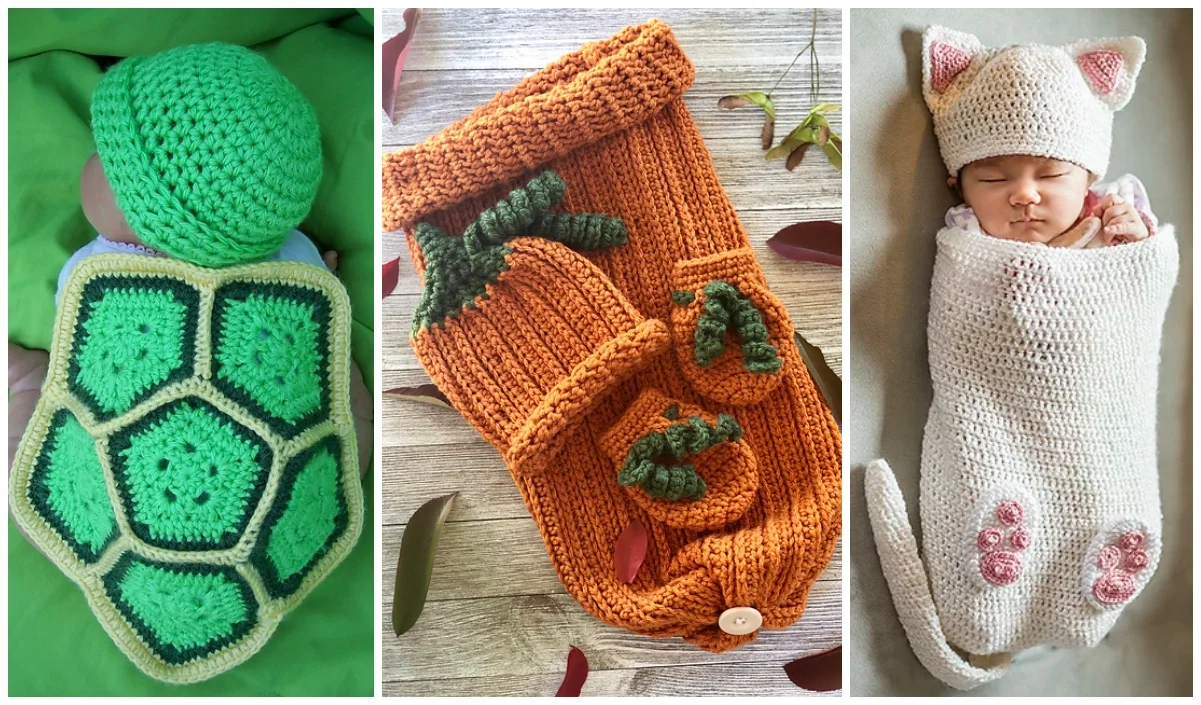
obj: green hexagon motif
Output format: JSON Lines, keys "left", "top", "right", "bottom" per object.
{"left": 251, "top": 435, "right": 349, "bottom": 598}
{"left": 28, "top": 409, "right": 118, "bottom": 563}
{"left": 109, "top": 397, "right": 272, "bottom": 551}
{"left": 212, "top": 282, "right": 331, "bottom": 439}
{"left": 69, "top": 276, "right": 199, "bottom": 420}
{"left": 103, "top": 553, "right": 258, "bottom": 666}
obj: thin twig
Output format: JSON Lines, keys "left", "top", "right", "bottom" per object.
{"left": 767, "top": 8, "right": 821, "bottom": 102}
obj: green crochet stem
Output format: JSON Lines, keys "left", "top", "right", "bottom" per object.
{"left": 692, "top": 280, "right": 782, "bottom": 374}
{"left": 413, "top": 170, "right": 627, "bottom": 334}
{"left": 616, "top": 413, "right": 743, "bottom": 501}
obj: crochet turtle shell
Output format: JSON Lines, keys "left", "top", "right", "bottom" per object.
{"left": 8, "top": 255, "right": 363, "bottom": 683}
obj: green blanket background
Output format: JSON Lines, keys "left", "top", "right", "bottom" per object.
{"left": 8, "top": 8, "right": 374, "bottom": 696}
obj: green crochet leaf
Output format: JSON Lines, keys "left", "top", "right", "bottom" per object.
{"left": 103, "top": 553, "right": 257, "bottom": 666}
{"left": 411, "top": 222, "right": 512, "bottom": 335}
{"left": 211, "top": 281, "right": 333, "bottom": 439}
{"left": 109, "top": 397, "right": 272, "bottom": 551}
{"left": 412, "top": 169, "right": 628, "bottom": 334}
{"left": 251, "top": 435, "right": 350, "bottom": 599}
{"left": 68, "top": 276, "right": 200, "bottom": 420}
{"left": 616, "top": 414, "right": 743, "bottom": 501}
{"left": 461, "top": 170, "right": 566, "bottom": 254}
{"left": 28, "top": 409, "right": 118, "bottom": 563}
{"left": 694, "top": 280, "right": 782, "bottom": 373}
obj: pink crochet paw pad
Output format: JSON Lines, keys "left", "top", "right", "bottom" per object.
{"left": 976, "top": 499, "right": 1030, "bottom": 586}
{"left": 1091, "top": 530, "right": 1149, "bottom": 605}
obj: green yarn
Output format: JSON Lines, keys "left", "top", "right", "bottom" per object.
{"left": 412, "top": 169, "right": 627, "bottom": 334}
{"left": 693, "top": 280, "right": 782, "bottom": 373}
{"left": 68, "top": 276, "right": 200, "bottom": 422}
{"left": 112, "top": 398, "right": 270, "bottom": 550}
{"left": 74, "top": 286, "right": 186, "bottom": 416}
{"left": 461, "top": 171, "right": 567, "bottom": 253}
{"left": 617, "top": 414, "right": 743, "bottom": 501}
{"left": 266, "top": 447, "right": 341, "bottom": 580}
{"left": 537, "top": 213, "right": 628, "bottom": 250}
{"left": 215, "top": 293, "right": 323, "bottom": 425}
{"left": 90, "top": 43, "right": 323, "bottom": 267}
{"left": 671, "top": 290, "right": 696, "bottom": 306}
{"left": 663, "top": 404, "right": 680, "bottom": 420}
{"left": 412, "top": 222, "right": 512, "bottom": 334}
{"left": 211, "top": 282, "right": 332, "bottom": 439}
{"left": 30, "top": 411, "right": 117, "bottom": 562}
{"left": 105, "top": 554, "right": 257, "bottom": 665}
{"left": 250, "top": 435, "right": 350, "bottom": 599}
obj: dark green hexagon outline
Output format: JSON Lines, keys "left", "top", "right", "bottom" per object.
{"left": 67, "top": 275, "right": 200, "bottom": 423}
{"left": 102, "top": 552, "right": 259, "bottom": 666}
{"left": 249, "top": 434, "right": 349, "bottom": 600}
{"left": 27, "top": 408, "right": 119, "bottom": 564}
{"left": 107, "top": 396, "right": 273, "bottom": 552}
{"left": 210, "top": 281, "right": 333, "bottom": 441}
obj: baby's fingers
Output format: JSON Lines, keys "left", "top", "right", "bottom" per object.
{"left": 1102, "top": 219, "right": 1148, "bottom": 244}
{"left": 1093, "top": 193, "right": 1122, "bottom": 217}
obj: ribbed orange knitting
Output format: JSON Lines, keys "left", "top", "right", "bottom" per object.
{"left": 382, "top": 20, "right": 842, "bottom": 651}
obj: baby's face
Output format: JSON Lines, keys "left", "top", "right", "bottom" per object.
{"left": 954, "top": 156, "right": 1093, "bottom": 243}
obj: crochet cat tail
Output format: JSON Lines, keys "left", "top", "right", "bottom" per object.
{"left": 863, "top": 459, "right": 1009, "bottom": 690}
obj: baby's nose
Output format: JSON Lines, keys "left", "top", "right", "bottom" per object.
{"left": 1010, "top": 182, "right": 1041, "bottom": 206}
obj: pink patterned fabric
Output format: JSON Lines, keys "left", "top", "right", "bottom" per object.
{"left": 1076, "top": 50, "right": 1124, "bottom": 95}
{"left": 930, "top": 41, "right": 972, "bottom": 93}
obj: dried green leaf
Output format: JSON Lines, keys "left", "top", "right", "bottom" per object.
{"left": 761, "top": 114, "right": 775, "bottom": 150}
{"left": 767, "top": 125, "right": 818, "bottom": 161}
{"left": 794, "top": 332, "right": 841, "bottom": 427}
{"left": 808, "top": 102, "right": 841, "bottom": 116}
{"left": 822, "top": 138, "right": 842, "bottom": 174}
{"left": 717, "top": 91, "right": 776, "bottom": 119}
{"left": 817, "top": 125, "right": 830, "bottom": 147}
{"left": 786, "top": 142, "right": 811, "bottom": 171}
{"left": 392, "top": 492, "right": 458, "bottom": 636}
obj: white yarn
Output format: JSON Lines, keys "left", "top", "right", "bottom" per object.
{"left": 922, "top": 25, "right": 1146, "bottom": 179}
{"left": 867, "top": 222, "right": 1178, "bottom": 689}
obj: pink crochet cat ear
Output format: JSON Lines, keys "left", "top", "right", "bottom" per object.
{"left": 1066, "top": 36, "right": 1146, "bottom": 111}
{"left": 922, "top": 26, "right": 985, "bottom": 112}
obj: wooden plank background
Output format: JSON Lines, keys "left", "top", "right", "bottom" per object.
{"left": 380, "top": 8, "right": 843, "bottom": 697}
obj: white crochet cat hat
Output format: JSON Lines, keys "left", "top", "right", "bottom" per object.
{"left": 922, "top": 25, "right": 1146, "bottom": 179}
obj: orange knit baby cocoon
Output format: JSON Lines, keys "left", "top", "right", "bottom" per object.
{"left": 382, "top": 20, "right": 842, "bottom": 652}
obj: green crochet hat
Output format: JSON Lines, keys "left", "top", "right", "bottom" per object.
{"left": 91, "top": 43, "right": 323, "bottom": 268}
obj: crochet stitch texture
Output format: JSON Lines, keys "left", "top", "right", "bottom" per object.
{"left": 9, "top": 255, "right": 363, "bottom": 683}
{"left": 866, "top": 223, "right": 1178, "bottom": 689}
{"left": 382, "top": 20, "right": 842, "bottom": 651}
{"left": 922, "top": 25, "right": 1146, "bottom": 178}
{"left": 91, "top": 43, "right": 323, "bottom": 268}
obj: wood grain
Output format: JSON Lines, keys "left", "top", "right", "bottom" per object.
{"left": 381, "top": 7, "right": 843, "bottom": 697}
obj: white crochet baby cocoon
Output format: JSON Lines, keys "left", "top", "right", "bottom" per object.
{"left": 867, "top": 223, "right": 1178, "bottom": 689}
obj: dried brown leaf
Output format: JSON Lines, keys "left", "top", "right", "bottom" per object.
{"left": 786, "top": 142, "right": 811, "bottom": 171}
{"left": 383, "top": 384, "right": 451, "bottom": 409}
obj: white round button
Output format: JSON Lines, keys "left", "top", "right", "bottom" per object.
{"left": 718, "top": 606, "right": 763, "bottom": 635}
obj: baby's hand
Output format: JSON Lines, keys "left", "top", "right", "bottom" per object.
{"left": 1094, "top": 193, "right": 1150, "bottom": 245}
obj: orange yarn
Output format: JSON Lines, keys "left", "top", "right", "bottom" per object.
{"left": 382, "top": 20, "right": 842, "bottom": 652}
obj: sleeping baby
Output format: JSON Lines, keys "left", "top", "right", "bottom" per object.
{"left": 7, "top": 43, "right": 368, "bottom": 682}
{"left": 9, "top": 43, "right": 372, "bottom": 472}
{"left": 865, "top": 27, "right": 1178, "bottom": 690}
